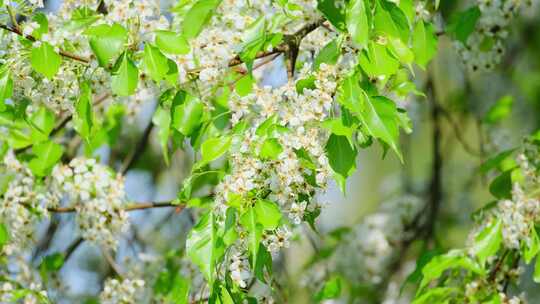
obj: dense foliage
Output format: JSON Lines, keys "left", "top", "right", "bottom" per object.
{"left": 0, "top": 0, "right": 539, "bottom": 303}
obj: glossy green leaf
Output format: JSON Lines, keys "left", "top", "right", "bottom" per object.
{"left": 524, "top": 226, "right": 540, "bottom": 264}
{"left": 155, "top": 30, "right": 190, "bottom": 55}
{"left": 29, "top": 106, "right": 55, "bottom": 143}
{"left": 412, "top": 21, "right": 438, "bottom": 69}
{"left": 240, "top": 207, "right": 263, "bottom": 268}
{"left": 143, "top": 43, "right": 170, "bottom": 83}
{"left": 447, "top": 6, "right": 481, "bottom": 43}
{"left": 0, "top": 223, "right": 8, "bottom": 248}
{"left": 111, "top": 53, "right": 139, "bottom": 96}
{"left": 359, "top": 42, "right": 400, "bottom": 78}
{"left": 314, "top": 36, "right": 343, "bottom": 69}
{"left": 259, "top": 138, "right": 283, "bottom": 160}
{"left": 28, "top": 140, "right": 64, "bottom": 177}
{"left": 172, "top": 94, "right": 204, "bottom": 136}
{"left": 86, "top": 23, "right": 128, "bottom": 67}
{"left": 471, "top": 219, "right": 502, "bottom": 266}
{"left": 186, "top": 212, "right": 225, "bottom": 283}
{"left": 388, "top": 36, "right": 414, "bottom": 65}
{"left": 325, "top": 134, "right": 357, "bottom": 193}
{"left": 73, "top": 82, "right": 94, "bottom": 142}
{"left": 254, "top": 199, "right": 282, "bottom": 229}
{"left": 346, "top": 0, "right": 369, "bottom": 48}
{"left": 200, "top": 136, "right": 232, "bottom": 165}
{"left": 535, "top": 255, "right": 540, "bottom": 283}
{"left": 31, "top": 42, "right": 62, "bottom": 79}
{"left": 152, "top": 106, "right": 171, "bottom": 165}
{"left": 489, "top": 169, "right": 514, "bottom": 199}
{"left": 182, "top": 0, "right": 222, "bottom": 39}
{"left": 419, "top": 250, "right": 483, "bottom": 290}
{"left": 317, "top": 0, "right": 346, "bottom": 31}
{"left": 373, "top": 0, "right": 410, "bottom": 42}
{"left": 413, "top": 287, "right": 457, "bottom": 304}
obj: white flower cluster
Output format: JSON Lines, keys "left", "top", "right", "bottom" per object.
{"left": 497, "top": 183, "right": 539, "bottom": 249}
{"left": 51, "top": 158, "right": 129, "bottom": 250}
{"left": 0, "top": 258, "right": 49, "bottom": 304}
{"left": 99, "top": 277, "right": 145, "bottom": 304}
{"left": 333, "top": 195, "right": 423, "bottom": 284}
{"left": 454, "top": 0, "right": 538, "bottom": 72}
{"left": 0, "top": 152, "right": 47, "bottom": 255}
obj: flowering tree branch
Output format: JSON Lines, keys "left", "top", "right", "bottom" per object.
{"left": 46, "top": 201, "right": 183, "bottom": 213}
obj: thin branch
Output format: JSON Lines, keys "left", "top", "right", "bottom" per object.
{"left": 47, "top": 201, "right": 183, "bottom": 213}
{"left": 0, "top": 24, "right": 91, "bottom": 64}
{"left": 119, "top": 120, "right": 155, "bottom": 174}
{"left": 437, "top": 105, "right": 482, "bottom": 157}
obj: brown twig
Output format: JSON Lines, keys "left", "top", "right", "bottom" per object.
{"left": 47, "top": 201, "right": 182, "bottom": 213}
{"left": 0, "top": 24, "right": 91, "bottom": 64}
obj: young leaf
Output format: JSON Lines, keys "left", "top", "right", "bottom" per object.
{"left": 186, "top": 212, "right": 225, "bottom": 283}
{"left": 143, "top": 44, "right": 170, "bottom": 83}
{"left": 412, "top": 21, "right": 438, "bottom": 69}
{"left": 155, "top": 30, "right": 190, "bottom": 55}
{"left": 31, "top": 42, "right": 62, "bottom": 79}
{"left": 254, "top": 199, "right": 282, "bottom": 229}
{"left": 314, "top": 36, "right": 343, "bottom": 69}
{"left": 152, "top": 106, "right": 172, "bottom": 165}
{"left": 28, "top": 140, "right": 64, "bottom": 177}
{"left": 359, "top": 42, "right": 400, "bottom": 78}
{"left": 172, "top": 94, "right": 204, "bottom": 136}
{"left": 259, "top": 138, "right": 283, "bottom": 160}
{"left": 111, "top": 53, "right": 139, "bottom": 96}
{"left": 200, "top": 136, "right": 232, "bottom": 165}
{"left": 73, "top": 82, "right": 94, "bottom": 142}
{"left": 446, "top": 6, "right": 481, "bottom": 43}
{"left": 0, "top": 223, "right": 8, "bottom": 248}
{"left": 182, "top": 0, "right": 222, "bottom": 39}
{"left": 317, "top": 0, "right": 346, "bottom": 31}
{"left": 240, "top": 207, "right": 263, "bottom": 268}
{"left": 315, "top": 276, "right": 342, "bottom": 301}
{"left": 86, "top": 23, "right": 128, "bottom": 67}
{"left": 325, "top": 134, "right": 357, "bottom": 193}
{"left": 471, "top": 219, "right": 502, "bottom": 266}
{"left": 29, "top": 106, "right": 55, "bottom": 143}
{"left": 373, "top": 0, "right": 410, "bottom": 42}
{"left": 524, "top": 226, "right": 540, "bottom": 264}
{"left": 346, "top": 0, "right": 369, "bottom": 48}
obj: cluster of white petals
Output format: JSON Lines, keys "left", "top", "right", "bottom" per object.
{"left": 51, "top": 158, "right": 128, "bottom": 250}
{"left": 99, "top": 277, "right": 145, "bottom": 304}
{"left": 454, "top": 0, "right": 539, "bottom": 72}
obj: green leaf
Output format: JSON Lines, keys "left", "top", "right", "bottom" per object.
{"left": 235, "top": 74, "right": 255, "bottom": 97}
{"left": 143, "top": 43, "right": 170, "bottom": 83}
{"left": 471, "top": 219, "right": 502, "bottom": 266}
{"left": 315, "top": 276, "right": 342, "bottom": 301}
{"left": 73, "top": 82, "right": 94, "bottom": 142}
{"left": 359, "top": 95, "right": 403, "bottom": 161}
{"left": 240, "top": 207, "right": 263, "bottom": 268}
{"left": 200, "top": 136, "right": 232, "bottom": 165}
{"left": 322, "top": 118, "right": 355, "bottom": 144}
{"left": 413, "top": 287, "right": 457, "bottom": 304}
{"left": 419, "top": 250, "right": 483, "bottom": 290}
{"left": 401, "top": 248, "right": 442, "bottom": 293}
{"left": 31, "top": 42, "right": 62, "bottom": 79}
{"left": 172, "top": 94, "right": 204, "bottom": 136}
{"left": 86, "top": 23, "right": 128, "bottom": 67}
{"left": 359, "top": 42, "right": 400, "bottom": 78}
{"left": 447, "top": 6, "right": 481, "bottom": 43}
{"left": 373, "top": 0, "right": 410, "bottom": 42}
{"left": 314, "top": 36, "right": 343, "bottom": 69}
{"left": 111, "top": 53, "right": 139, "bottom": 96}
{"left": 39, "top": 253, "right": 64, "bottom": 283}
{"left": 484, "top": 95, "right": 513, "bottom": 125}
{"left": 388, "top": 36, "right": 414, "bottom": 65}
{"left": 239, "top": 17, "right": 267, "bottom": 66}
{"left": 535, "top": 255, "right": 540, "bottom": 283}
{"left": 346, "top": 0, "right": 369, "bottom": 48}
{"left": 317, "top": 0, "right": 346, "bottom": 31}
{"left": 182, "top": 0, "right": 222, "bottom": 39}
{"left": 152, "top": 106, "right": 171, "bottom": 165}
{"left": 259, "top": 138, "right": 283, "bottom": 160}
{"left": 0, "top": 223, "right": 8, "bottom": 248}
{"left": 254, "top": 244, "right": 273, "bottom": 283}
{"left": 489, "top": 169, "right": 514, "bottom": 199}
{"left": 29, "top": 106, "right": 55, "bottom": 143}
{"left": 524, "top": 226, "right": 540, "bottom": 264}
{"left": 412, "top": 21, "right": 438, "bottom": 69}
{"left": 28, "top": 141, "right": 64, "bottom": 177}
{"left": 254, "top": 199, "right": 282, "bottom": 229}
{"left": 480, "top": 148, "right": 516, "bottom": 173}
{"left": 325, "top": 134, "right": 357, "bottom": 193}
{"left": 155, "top": 30, "right": 190, "bottom": 55}
{"left": 0, "top": 69, "right": 13, "bottom": 111}
{"left": 186, "top": 212, "right": 225, "bottom": 283}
